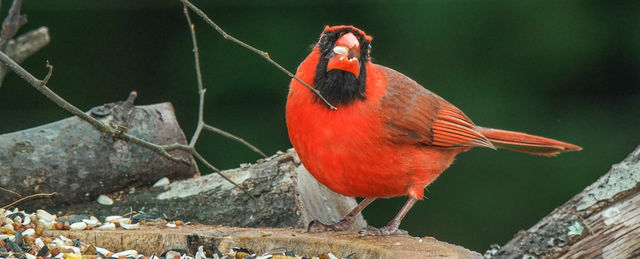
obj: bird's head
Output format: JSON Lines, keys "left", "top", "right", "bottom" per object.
{"left": 313, "top": 25, "right": 373, "bottom": 107}
{"left": 318, "top": 25, "right": 372, "bottom": 77}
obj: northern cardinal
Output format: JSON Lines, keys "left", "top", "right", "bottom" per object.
{"left": 286, "top": 25, "right": 581, "bottom": 236}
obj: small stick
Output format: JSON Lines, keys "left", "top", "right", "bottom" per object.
{"left": 192, "top": 150, "right": 258, "bottom": 202}
{"left": 2, "top": 192, "right": 56, "bottom": 209}
{"left": 182, "top": 3, "right": 267, "bottom": 158}
{"left": 204, "top": 124, "right": 267, "bottom": 158}
{"left": 183, "top": 5, "right": 205, "bottom": 147}
{"left": 0, "top": 187, "right": 21, "bottom": 197}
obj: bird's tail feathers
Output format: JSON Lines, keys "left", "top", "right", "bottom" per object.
{"left": 475, "top": 126, "right": 582, "bottom": 157}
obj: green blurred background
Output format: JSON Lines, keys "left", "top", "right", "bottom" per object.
{"left": 1, "top": 0, "right": 638, "bottom": 252}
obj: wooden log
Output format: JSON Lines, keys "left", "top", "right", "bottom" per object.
{"left": 0, "top": 98, "right": 195, "bottom": 210}
{"left": 44, "top": 225, "right": 482, "bottom": 259}
{"left": 54, "top": 149, "right": 368, "bottom": 230}
{"left": 490, "top": 145, "right": 640, "bottom": 258}
{"left": 36, "top": 148, "right": 482, "bottom": 258}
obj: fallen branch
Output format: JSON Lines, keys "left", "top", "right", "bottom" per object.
{"left": 0, "top": 100, "right": 195, "bottom": 210}
{"left": 52, "top": 149, "right": 367, "bottom": 230}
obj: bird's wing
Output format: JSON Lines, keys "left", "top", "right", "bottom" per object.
{"left": 377, "top": 65, "right": 494, "bottom": 148}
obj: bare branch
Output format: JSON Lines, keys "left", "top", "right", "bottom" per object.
{"left": 0, "top": 26, "right": 50, "bottom": 87}
{"left": 204, "top": 124, "right": 267, "bottom": 158}
{"left": 0, "top": 0, "right": 27, "bottom": 51}
{"left": 40, "top": 60, "right": 52, "bottom": 86}
{"left": 181, "top": 3, "right": 267, "bottom": 158}
{"left": 192, "top": 150, "right": 258, "bottom": 202}
{"left": 183, "top": 4, "right": 205, "bottom": 147}
{"left": 189, "top": 88, "right": 205, "bottom": 147}
{"left": 182, "top": 5, "right": 204, "bottom": 94}
{"left": 180, "top": 0, "right": 337, "bottom": 110}
{"left": 120, "top": 133, "right": 191, "bottom": 164}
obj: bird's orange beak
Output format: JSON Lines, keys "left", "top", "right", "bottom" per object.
{"left": 327, "top": 32, "right": 361, "bottom": 77}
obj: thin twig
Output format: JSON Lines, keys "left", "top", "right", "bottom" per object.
{"left": 40, "top": 60, "right": 52, "bottom": 86}
{"left": 2, "top": 192, "right": 56, "bottom": 209}
{"left": 182, "top": 3, "right": 266, "bottom": 158}
{"left": 190, "top": 88, "right": 205, "bottom": 147}
{"left": 0, "top": 187, "right": 21, "bottom": 197}
{"left": 180, "top": 0, "right": 337, "bottom": 110}
{"left": 120, "top": 134, "right": 191, "bottom": 164}
{"left": 0, "top": 26, "right": 50, "bottom": 88}
{"left": 182, "top": 5, "right": 204, "bottom": 94}
{"left": 183, "top": 4, "right": 205, "bottom": 147}
{"left": 204, "top": 124, "right": 267, "bottom": 158}
{"left": 192, "top": 150, "right": 257, "bottom": 202}
{"left": 180, "top": 6, "right": 261, "bottom": 198}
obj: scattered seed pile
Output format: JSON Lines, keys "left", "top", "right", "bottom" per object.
{"left": 0, "top": 208, "right": 353, "bottom": 259}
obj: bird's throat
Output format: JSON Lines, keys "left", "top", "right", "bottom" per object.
{"left": 314, "top": 65, "right": 366, "bottom": 107}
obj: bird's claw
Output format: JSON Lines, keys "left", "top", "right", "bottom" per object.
{"left": 359, "top": 225, "right": 408, "bottom": 236}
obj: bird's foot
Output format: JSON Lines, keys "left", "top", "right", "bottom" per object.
{"left": 359, "top": 225, "right": 408, "bottom": 236}
{"left": 307, "top": 218, "right": 352, "bottom": 232}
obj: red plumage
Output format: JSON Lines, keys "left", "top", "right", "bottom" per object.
{"left": 285, "top": 25, "right": 581, "bottom": 235}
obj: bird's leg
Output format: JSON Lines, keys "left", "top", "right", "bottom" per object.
{"left": 359, "top": 196, "right": 417, "bottom": 236}
{"left": 307, "top": 197, "right": 376, "bottom": 232}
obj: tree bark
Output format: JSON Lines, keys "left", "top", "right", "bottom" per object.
{"left": 0, "top": 99, "right": 195, "bottom": 210}
{"left": 491, "top": 145, "right": 640, "bottom": 258}
{"left": 53, "top": 149, "right": 368, "bottom": 230}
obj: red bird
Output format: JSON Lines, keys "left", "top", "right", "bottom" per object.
{"left": 286, "top": 25, "right": 581, "bottom": 236}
